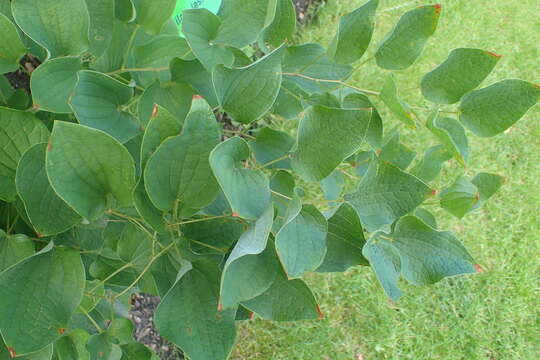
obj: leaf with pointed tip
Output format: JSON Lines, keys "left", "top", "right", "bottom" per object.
{"left": 0, "top": 246, "right": 85, "bottom": 356}
{"left": 421, "top": 48, "right": 500, "bottom": 104}
{"left": 70, "top": 71, "right": 140, "bottom": 143}
{"left": 210, "top": 137, "right": 271, "bottom": 219}
{"left": 346, "top": 161, "right": 431, "bottom": 232}
{"left": 349, "top": 150, "right": 375, "bottom": 177}
{"left": 275, "top": 199, "right": 327, "bottom": 278}
{"left": 0, "top": 231, "right": 34, "bottom": 272}
{"left": 250, "top": 127, "right": 294, "bottom": 169}
{"left": 342, "top": 92, "right": 383, "bottom": 148}
{"left": 145, "top": 98, "right": 221, "bottom": 216}
{"left": 0, "top": 13, "right": 26, "bottom": 73}
{"left": 30, "top": 57, "right": 83, "bottom": 113}
{"left": 84, "top": 0, "right": 114, "bottom": 58}
{"left": 215, "top": 0, "right": 277, "bottom": 48}
{"left": 242, "top": 268, "right": 320, "bottom": 321}
{"left": 439, "top": 177, "right": 479, "bottom": 218}
{"left": 155, "top": 260, "right": 237, "bottom": 360}
{"left": 291, "top": 105, "right": 371, "bottom": 181}
{"left": 213, "top": 46, "right": 284, "bottom": 124}
{"left": 471, "top": 172, "right": 503, "bottom": 210}
{"left": 115, "top": 0, "right": 135, "bottom": 22}
{"left": 132, "top": 0, "right": 176, "bottom": 35}
{"left": 12, "top": 0, "right": 90, "bottom": 58}
{"left": 317, "top": 202, "right": 367, "bottom": 273}
{"left": 411, "top": 145, "right": 452, "bottom": 183}
{"left": 0, "top": 108, "right": 50, "bottom": 202}
{"left": 86, "top": 333, "right": 122, "bottom": 360}
{"left": 379, "top": 74, "right": 416, "bottom": 127}
{"left": 427, "top": 111, "right": 469, "bottom": 165}
{"left": 16, "top": 144, "right": 81, "bottom": 236}
{"left": 362, "top": 236, "right": 403, "bottom": 301}
{"left": 282, "top": 44, "right": 353, "bottom": 94}
{"left": 375, "top": 4, "right": 441, "bottom": 70}
{"left": 220, "top": 205, "right": 278, "bottom": 309}
{"left": 328, "top": 0, "right": 378, "bottom": 64}
{"left": 46, "top": 122, "right": 136, "bottom": 220}
{"left": 263, "top": 0, "right": 296, "bottom": 47}
{"left": 378, "top": 131, "right": 416, "bottom": 170}
{"left": 459, "top": 79, "right": 540, "bottom": 137}
{"left": 0, "top": 340, "right": 53, "bottom": 360}
{"left": 170, "top": 58, "right": 218, "bottom": 107}
{"left": 138, "top": 80, "right": 196, "bottom": 127}
{"left": 182, "top": 9, "right": 234, "bottom": 72}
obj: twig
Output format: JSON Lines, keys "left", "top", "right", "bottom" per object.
{"left": 280, "top": 72, "right": 380, "bottom": 96}
{"left": 78, "top": 306, "right": 103, "bottom": 333}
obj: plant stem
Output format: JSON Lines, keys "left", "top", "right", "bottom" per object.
{"left": 169, "top": 214, "right": 231, "bottom": 226}
{"left": 189, "top": 239, "right": 226, "bottom": 253}
{"left": 121, "top": 25, "right": 139, "bottom": 69}
{"left": 270, "top": 190, "right": 293, "bottom": 200}
{"left": 107, "top": 66, "right": 170, "bottom": 76}
{"left": 257, "top": 154, "right": 291, "bottom": 169}
{"left": 78, "top": 306, "right": 103, "bottom": 333}
{"left": 280, "top": 72, "right": 380, "bottom": 96}
{"left": 88, "top": 262, "right": 133, "bottom": 294}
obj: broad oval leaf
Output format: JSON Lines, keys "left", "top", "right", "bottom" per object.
{"left": 471, "top": 172, "right": 503, "bottom": 210}
{"left": 145, "top": 98, "right": 221, "bottom": 215}
{"left": 291, "top": 105, "right": 372, "bottom": 181}
{"left": 250, "top": 127, "right": 294, "bottom": 169}
{"left": 132, "top": 0, "right": 176, "bottom": 35}
{"left": 459, "top": 79, "right": 540, "bottom": 137}
{"left": 262, "top": 0, "right": 296, "bottom": 47}
{"left": 138, "top": 80, "right": 196, "bottom": 126}
{"left": 70, "top": 70, "right": 140, "bottom": 143}
{"left": 328, "top": 0, "right": 378, "bottom": 64}
{"left": 439, "top": 176, "right": 479, "bottom": 218}
{"left": 220, "top": 205, "right": 277, "bottom": 309}
{"left": 345, "top": 161, "right": 432, "bottom": 232}
{"left": 12, "top": 0, "right": 90, "bottom": 58}
{"left": 411, "top": 145, "right": 452, "bottom": 183}
{"left": 16, "top": 143, "right": 81, "bottom": 236}
{"left": 379, "top": 74, "right": 416, "bottom": 127}
{"left": 0, "top": 246, "right": 85, "bottom": 356}
{"left": 155, "top": 260, "right": 237, "bottom": 360}
{"left": 375, "top": 4, "right": 441, "bottom": 70}
{"left": 30, "top": 56, "right": 83, "bottom": 113}
{"left": 46, "top": 122, "right": 136, "bottom": 220}
{"left": 0, "top": 231, "right": 35, "bottom": 272}
{"left": 0, "top": 13, "right": 26, "bottom": 73}
{"left": 209, "top": 137, "right": 271, "bottom": 219}
{"left": 421, "top": 48, "right": 501, "bottom": 104}
{"left": 275, "top": 199, "right": 328, "bottom": 278}
{"left": 0, "top": 107, "right": 49, "bottom": 202}
{"left": 213, "top": 46, "right": 284, "bottom": 124}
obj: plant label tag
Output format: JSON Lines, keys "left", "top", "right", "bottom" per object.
{"left": 172, "top": 0, "right": 223, "bottom": 36}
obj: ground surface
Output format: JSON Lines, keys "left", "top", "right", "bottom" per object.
{"left": 233, "top": 0, "right": 540, "bottom": 359}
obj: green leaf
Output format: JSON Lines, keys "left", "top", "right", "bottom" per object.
{"left": 0, "top": 246, "right": 85, "bottom": 356}
{"left": 115, "top": 0, "right": 135, "bottom": 22}
{"left": 86, "top": 333, "right": 122, "bottom": 360}
{"left": 291, "top": 105, "right": 372, "bottom": 181}
{"left": 84, "top": 0, "right": 114, "bottom": 58}
{"left": 170, "top": 58, "right": 218, "bottom": 107}
{"left": 320, "top": 170, "right": 345, "bottom": 203}
{"left": 459, "top": 79, "right": 540, "bottom": 137}
{"left": 0, "top": 75, "right": 15, "bottom": 106}
{"left": 12, "top": 0, "right": 90, "bottom": 58}
{"left": 275, "top": 199, "right": 327, "bottom": 278}
{"left": 345, "top": 161, "right": 432, "bottom": 232}
{"left": 209, "top": 137, "right": 271, "bottom": 219}
{"left": 145, "top": 98, "right": 221, "bottom": 215}
{"left": 0, "top": 13, "right": 26, "bottom": 73}
{"left": 272, "top": 82, "right": 304, "bottom": 119}
{"left": 117, "top": 223, "right": 152, "bottom": 269}
{"left": 133, "top": 180, "right": 166, "bottom": 234}
{"left": 378, "top": 131, "right": 416, "bottom": 170}
{"left": 138, "top": 80, "right": 196, "bottom": 126}
{"left": 421, "top": 48, "right": 500, "bottom": 104}
{"left": 182, "top": 9, "right": 234, "bottom": 71}
{"left": 328, "top": 0, "right": 378, "bottom": 64}
{"left": 0, "top": 231, "right": 34, "bottom": 272}
{"left": 250, "top": 127, "right": 294, "bottom": 169}
{"left": 411, "top": 144, "right": 452, "bottom": 183}
{"left": 439, "top": 176, "right": 479, "bottom": 218}
{"left": 132, "top": 0, "right": 176, "bottom": 35}
{"left": 262, "top": 0, "right": 296, "bottom": 47}
{"left": 70, "top": 70, "right": 140, "bottom": 143}
{"left": 242, "top": 268, "right": 320, "bottom": 321}
{"left": 316, "top": 202, "right": 368, "bottom": 273}
{"left": 92, "top": 19, "right": 134, "bottom": 73}
{"left": 108, "top": 318, "right": 135, "bottom": 345}
{"left": 155, "top": 260, "right": 237, "bottom": 360}
{"left": 0, "top": 340, "right": 53, "bottom": 360}
{"left": 215, "top": 0, "right": 277, "bottom": 48}
{"left": 213, "top": 46, "right": 284, "bottom": 124}
{"left": 375, "top": 4, "right": 441, "bottom": 70}
{"left": 220, "top": 205, "right": 277, "bottom": 309}
{"left": 471, "top": 172, "right": 503, "bottom": 210}
{"left": 15, "top": 143, "right": 81, "bottom": 236}
{"left": 120, "top": 343, "right": 153, "bottom": 360}
{"left": 414, "top": 207, "right": 438, "bottom": 229}
{"left": 269, "top": 170, "right": 295, "bottom": 232}
{"left": 0, "top": 107, "right": 50, "bottom": 202}
{"left": 46, "top": 122, "right": 136, "bottom": 220}
{"left": 79, "top": 280, "right": 105, "bottom": 313}
{"left": 426, "top": 111, "right": 469, "bottom": 165}
{"left": 342, "top": 92, "right": 383, "bottom": 148}
{"left": 362, "top": 236, "right": 403, "bottom": 301}
{"left": 282, "top": 43, "right": 353, "bottom": 94}
{"left": 183, "top": 216, "right": 244, "bottom": 254}
{"left": 30, "top": 57, "right": 83, "bottom": 113}
{"left": 54, "top": 329, "right": 91, "bottom": 360}
{"left": 379, "top": 74, "right": 416, "bottom": 127}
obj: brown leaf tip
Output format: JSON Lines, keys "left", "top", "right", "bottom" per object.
{"left": 474, "top": 264, "right": 485, "bottom": 273}
{"left": 249, "top": 312, "right": 255, "bottom": 320}
{"left": 151, "top": 104, "right": 159, "bottom": 118}
{"left": 316, "top": 305, "right": 324, "bottom": 319}
{"left": 430, "top": 189, "right": 439, "bottom": 196}
{"left": 36, "top": 232, "right": 44, "bottom": 238}
{"left": 217, "top": 303, "right": 224, "bottom": 312}
{"left": 47, "top": 140, "right": 53, "bottom": 151}
{"left": 192, "top": 94, "right": 203, "bottom": 100}
{"left": 231, "top": 212, "right": 240, "bottom": 218}
{"left": 434, "top": 4, "right": 442, "bottom": 13}
{"left": 486, "top": 51, "right": 502, "bottom": 58}
{"left": 58, "top": 328, "right": 66, "bottom": 334}
{"left": 7, "top": 347, "right": 16, "bottom": 358}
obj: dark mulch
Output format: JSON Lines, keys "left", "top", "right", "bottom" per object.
{"left": 294, "top": 0, "right": 326, "bottom": 23}
{"left": 4, "top": 54, "right": 41, "bottom": 93}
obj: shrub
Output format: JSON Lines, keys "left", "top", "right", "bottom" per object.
{"left": 0, "top": 0, "right": 538, "bottom": 359}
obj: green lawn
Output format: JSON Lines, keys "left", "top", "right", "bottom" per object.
{"left": 233, "top": 0, "right": 540, "bottom": 359}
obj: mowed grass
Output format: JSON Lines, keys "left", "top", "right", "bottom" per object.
{"left": 232, "top": 1, "right": 539, "bottom": 359}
